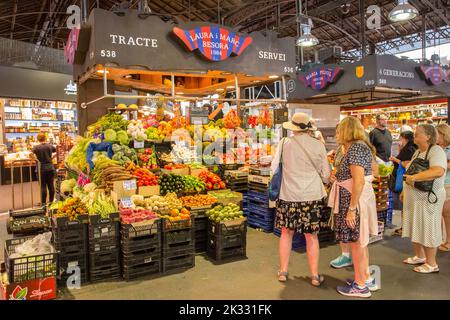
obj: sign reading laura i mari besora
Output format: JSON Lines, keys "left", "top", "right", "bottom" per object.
{"left": 173, "top": 26, "right": 252, "bottom": 62}
{"left": 299, "top": 67, "right": 344, "bottom": 91}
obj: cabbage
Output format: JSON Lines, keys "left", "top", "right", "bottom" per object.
{"left": 116, "top": 130, "right": 129, "bottom": 145}
{"left": 104, "top": 129, "right": 117, "bottom": 142}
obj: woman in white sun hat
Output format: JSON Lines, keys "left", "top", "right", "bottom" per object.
{"left": 271, "top": 112, "right": 331, "bottom": 286}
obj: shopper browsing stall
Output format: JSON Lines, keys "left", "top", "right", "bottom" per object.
{"left": 389, "top": 131, "right": 417, "bottom": 235}
{"left": 436, "top": 124, "right": 450, "bottom": 252}
{"left": 369, "top": 114, "right": 392, "bottom": 162}
{"left": 271, "top": 112, "right": 331, "bottom": 286}
{"left": 402, "top": 124, "right": 446, "bottom": 273}
{"left": 329, "top": 117, "right": 378, "bottom": 298}
{"left": 400, "top": 119, "right": 414, "bottom": 133}
{"left": 31, "top": 132, "right": 56, "bottom": 205}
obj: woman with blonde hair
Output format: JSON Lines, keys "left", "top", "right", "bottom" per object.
{"left": 328, "top": 117, "right": 378, "bottom": 298}
{"left": 435, "top": 124, "right": 450, "bottom": 252}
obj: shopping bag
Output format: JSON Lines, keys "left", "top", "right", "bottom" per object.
{"left": 394, "top": 162, "right": 406, "bottom": 193}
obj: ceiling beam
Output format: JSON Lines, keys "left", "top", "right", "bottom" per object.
{"left": 421, "top": 0, "right": 450, "bottom": 26}
{"left": 31, "top": 0, "right": 48, "bottom": 43}
{"left": 10, "top": 0, "right": 18, "bottom": 40}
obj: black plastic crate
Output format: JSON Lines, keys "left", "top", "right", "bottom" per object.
{"left": 121, "top": 233, "right": 161, "bottom": 254}
{"left": 195, "top": 230, "right": 207, "bottom": 243}
{"left": 52, "top": 215, "right": 89, "bottom": 229}
{"left": 195, "top": 241, "right": 207, "bottom": 254}
{"left": 88, "top": 213, "right": 120, "bottom": 242}
{"left": 194, "top": 216, "right": 208, "bottom": 232}
{"left": 207, "top": 245, "right": 246, "bottom": 263}
{"left": 53, "top": 223, "right": 88, "bottom": 244}
{"left": 57, "top": 253, "right": 89, "bottom": 285}
{"left": 90, "top": 266, "right": 121, "bottom": 283}
{"left": 163, "top": 229, "right": 194, "bottom": 245}
{"left": 163, "top": 241, "right": 194, "bottom": 258}
{"left": 89, "top": 249, "right": 120, "bottom": 269}
{"left": 56, "top": 240, "right": 88, "bottom": 256}
{"left": 163, "top": 254, "right": 195, "bottom": 273}
{"left": 4, "top": 236, "right": 58, "bottom": 283}
{"left": 123, "top": 260, "right": 162, "bottom": 281}
{"left": 121, "top": 218, "right": 161, "bottom": 239}
{"left": 162, "top": 216, "right": 194, "bottom": 232}
{"left": 208, "top": 231, "right": 246, "bottom": 250}
{"left": 122, "top": 246, "right": 161, "bottom": 267}
{"left": 208, "top": 218, "right": 247, "bottom": 238}
{"left": 90, "top": 236, "right": 120, "bottom": 253}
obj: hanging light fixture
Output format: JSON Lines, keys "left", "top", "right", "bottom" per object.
{"left": 389, "top": 0, "right": 418, "bottom": 22}
{"left": 296, "top": 19, "right": 319, "bottom": 47}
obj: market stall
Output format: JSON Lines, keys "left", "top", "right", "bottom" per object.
{"left": 1, "top": 7, "right": 301, "bottom": 297}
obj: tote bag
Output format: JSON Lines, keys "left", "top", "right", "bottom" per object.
{"left": 269, "top": 138, "right": 286, "bottom": 201}
{"left": 394, "top": 162, "right": 406, "bottom": 193}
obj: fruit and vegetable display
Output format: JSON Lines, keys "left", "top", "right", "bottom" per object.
{"left": 206, "top": 203, "right": 244, "bottom": 222}
{"left": 145, "top": 127, "right": 165, "bottom": 141}
{"left": 80, "top": 190, "right": 117, "bottom": 218}
{"left": 60, "top": 178, "right": 77, "bottom": 194}
{"left": 181, "top": 175, "right": 206, "bottom": 193}
{"left": 158, "top": 207, "right": 191, "bottom": 222}
{"left": 223, "top": 110, "right": 241, "bottom": 129}
{"left": 87, "top": 113, "right": 129, "bottom": 137}
{"left": 53, "top": 198, "right": 88, "bottom": 221}
{"left": 91, "top": 155, "right": 134, "bottom": 188}
{"left": 378, "top": 163, "right": 394, "bottom": 177}
{"left": 120, "top": 207, "right": 158, "bottom": 224}
{"left": 170, "top": 145, "right": 198, "bottom": 163}
{"left": 112, "top": 144, "right": 138, "bottom": 165}
{"left": 158, "top": 173, "right": 185, "bottom": 195}
{"left": 164, "top": 163, "right": 187, "bottom": 170}
{"left": 198, "top": 171, "right": 226, "bottom": 190}
{"left": 132, "top": 167, "right": 159, "bottom": 187}
{"left": 137, "top": 147, "right": 159, "bottom": 169}
{"left": 66, "top": 136, "right": 95, "bottom": 173}
{"left": 127, "top": 120, "right": 147, "bottom": 142}
{"left": 189, "top": 162, "right": 206, "bottom": 170}
{"left": 180, "top": 194, "right": 217, "bottom": 208}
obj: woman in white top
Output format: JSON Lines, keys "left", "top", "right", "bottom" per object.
{"left": 271, "top": 113, "right": 331, "bottom": 286}
{"left": 402, "top": 124, "right": 447, "bottom": 273}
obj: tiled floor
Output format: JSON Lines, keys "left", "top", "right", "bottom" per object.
{"left": 2, "top": 213, "right": 449, "bottom": 300}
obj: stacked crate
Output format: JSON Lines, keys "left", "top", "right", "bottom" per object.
{"left": 121, "top": 218, "right": 162, "bottom": 281}
{"left": 162, "top": 217, "right": 195, "bottom": 273}
{"left": 246, "top": 190, "right": 275, "bottom": 233}
{"left": 52, "top": 215, "right": 89, "bottom": 285}
{"left": 224, "top": 170, "right": 248, "bottom": 193}
{"left": 207, "top": 218, "right": 247, "bottom": 263}
{"left": 188, "top": 206, "right": 212, "bottom": 254}
{"left": 373, "top": 176, "right": 390, "bottom": 225}
{"left": 242, "top": 192, "right": 248, "bottom": 216}
{"left": 88, "top": 213, "right": 121, "bottom": 282}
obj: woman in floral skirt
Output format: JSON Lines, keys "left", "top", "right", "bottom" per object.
{"left": 271, "top": 112, "right": 331, "bottom": 286}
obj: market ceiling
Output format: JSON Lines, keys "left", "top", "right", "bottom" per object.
{"left": 0, "top": 0, "right": 449, "bottom": 59}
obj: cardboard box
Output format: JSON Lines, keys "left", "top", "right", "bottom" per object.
{"left": 248, "top": 174, "right": 271, "bottom": 186}
{"left": 207, "top": 189, "right": 243, "bottom": 205}
{"left": 112, "top": 179, "right": 137, "bottom": 199}
{"left": 138, "top": 185, "right": 160, "bottom": 197}
{"left": 1, "top": 276, "right": 56, "bottom": 300}
{"left": 161, "top": 168, "right": 190, "bottom": 176}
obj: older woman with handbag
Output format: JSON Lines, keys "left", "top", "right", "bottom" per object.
{"left": 402, "top": 124, "right": 447, "bottom": 273}
{"left": 270, "top": 113, "right": 331, "bottom": 286}
{"left": 328, "top": 117, "right": 378, "bottom": 298}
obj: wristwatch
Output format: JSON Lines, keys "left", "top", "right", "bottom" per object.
{"left": 348, "top": 207, "right": 357, "bottom": 213}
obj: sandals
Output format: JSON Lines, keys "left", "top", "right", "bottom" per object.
{"left": 393, "top": 228, "right": 402, "bottom": 236}
{"left": 311, "top": 275, "right": 325, "bottom": 287}
{"left": 277, "top": 271, "right": 288, "bottom": 282}
{"left": 438, "top": 242, "right": 450, "bottom": 252}
{"left": 403, "top": 256, "right": 426, "bottom": 265}
{"left": 413, "top": 264, "right": 439, "bottom": 274}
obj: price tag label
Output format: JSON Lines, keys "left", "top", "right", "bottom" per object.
{"left": 101, "top": 227, "right": 109, "bottom": 234}
{"left": 134, "top": 140, "right": 145, "bottom": 149}
{"left": 120, "top": 197, "right": 133, "bottom": 208}
{"left": 123, "top": 180, "right": 137, "bottom": 191}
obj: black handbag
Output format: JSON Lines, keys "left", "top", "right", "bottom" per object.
{"left": 405, "top": 145, "right": 437, "bottom": 204}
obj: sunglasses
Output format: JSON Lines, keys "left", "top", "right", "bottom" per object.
{"left": 292, "top": 120, "right": 313, "bottom": 129}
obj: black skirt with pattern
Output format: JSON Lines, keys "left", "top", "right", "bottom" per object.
{"left": 275, "top": 198, "right": 326, "bottom": 234}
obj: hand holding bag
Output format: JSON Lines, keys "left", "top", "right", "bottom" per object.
{"left": 269, "top": 138, "right": 286, "bottom": 201}
{"left": 405, "top": 145, "right": 437, "bottom": 204}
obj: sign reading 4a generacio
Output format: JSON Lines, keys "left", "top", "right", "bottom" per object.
{"left": 71, "top": 9, "right": 296, "bottom": 79}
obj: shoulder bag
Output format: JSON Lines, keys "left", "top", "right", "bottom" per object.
{"left": 268, "top": 138, "right": 287, "bottom": 201}
{"left": 405, "top": 145, "right": 437, "bottom": 204}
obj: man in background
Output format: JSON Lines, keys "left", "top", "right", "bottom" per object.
{"left": 369, "top": 114, "right": 392, "bottom": 162}
{"left": 400, "top": 119, "right": 413, "bottom": 133}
